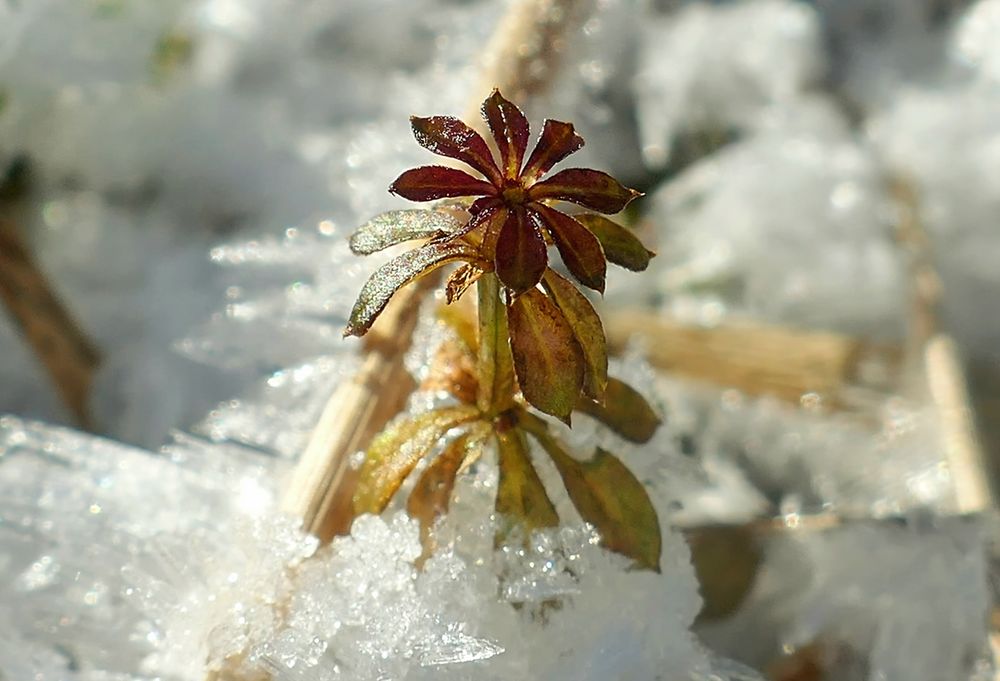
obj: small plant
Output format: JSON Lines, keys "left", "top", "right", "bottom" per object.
{"left": 344, "top": 90, "right": 663, "bottom": 571}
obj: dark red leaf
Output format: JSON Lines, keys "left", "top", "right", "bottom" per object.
{"left": 443, "top": 202, "right": 503, "bottom": 245}
{"left": 575, "top": 213, "right": 655, "bottom": 272}
{"left": 529, "top": 168, "right": 641, "bottom": 214}
{"left": 344, "top": 241, "right": 477, "bottom": 337}
{"left": 410, "top": 116, "right": 502, "bottom": 184}
{"left": 390, "top": 165, "right": 496, "bottom": 202}
{"left": 521, "top": 120, "right": 584, "bottom": 181}
{"left": 470, "top": 195, "right": 502, "bottom": 216}
{"left": 541, "top": 269, "right": 608, "bottom": 400}
{"left": 507, "top": 288, "right": 584, "bottom": 421}
{"left": 531, "top": 204, "right": 606, "bottom": 293}
{"left": 481, "top": 89, "right": 530, "bottom": 180}
{"left": 494, "top": 208, "right": 547, "bottom": 295}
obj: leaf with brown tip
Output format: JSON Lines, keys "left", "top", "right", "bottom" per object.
{"left": 532, "top": 204, "right": 606, "bottom": 293}
{"left": 507, "top": 288, "right": 584, "bottom": 422}
{"left": 344, "top": 241, "right": 476, "bottom": 337}
{"left": 522, "top": 414, "right": 661, "bottom": 572}
{"left": 350, "top": 209, "right": 462, "bottom": 255}
{"left": 353, "top": 405, "right": 480, "bottom": 516}
{"left": 495, "top": 424, "right": 559, "bottom": 543}
{"left": 541, "top": 269, "right": 607, "bottom": 400}
{"left": 445, "top": 262, "right": 484, "bottom": 304}
{"left": 575, "top": 378, "right": 661, "bottom": 444}
{"left": 529, "top": 168, "right": 641, "bottom": 214}
{"left": 407, "top": 426, "right": 488, "bottom": 541}
{"left": 575, "top": 213, "right": 655, "bottom": 272}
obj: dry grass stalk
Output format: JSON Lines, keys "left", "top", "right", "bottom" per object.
{"left": 0, "top": 217, "right": 100, "bottom": 428}
{"left": 606, "top": 310, "right": 901, "bottom": 411}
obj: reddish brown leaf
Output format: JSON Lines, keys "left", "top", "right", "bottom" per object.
{"left": 349, "top": 209, "right": 462, "bottom": 255}
{"left": 407, "top": 427, "right": 486, "bottom": 539}
{"left": 445, "top": 262, "right": 484, "bottom": 304}
{"left": 575, "top": 213, "right": 655, "bottom": 272}
{"left": 575, "top": 377, "right": 661, "bottom": 443}
{"left": 495, "top": 424, "right": 559, "bottom": 543}
{"left": 521, "top": 120, "right": 584, "bottom": 181}
{"left": 531, "top": 204, "right": 607, "bottom": 293}
{"left": 344, "top": 241, "right": 476, "bottom": 337}
{"left": 482, "top": 89, "right": 530, "bottom": 180}
{"left": 530, "top": 168, "right": 641, "bottom": 214}
{"left": 353, "top": 405, "right": 480, "bottom": 516}
{"left": 443, "top": 202, "right": 502, "bottom": 244}
{"left": 390, "top": 165, "right": 496, "bottom": 202}
{"left": 469, "top": 196, "right": 502, "bottom": 216}
{"left": 494, "top": 208, "right": 547, "bottom": 295}
{"left": 541, "top": 269, "right": 608, "bottom": 400}
{"left": 521, "top": 413, "right": 662, "bottom": 572}
{"left": 507, "top": 288, "right": 584, "bottom": 421}
{"left": 410, "top": 116, "right": 502, "bottom": 184}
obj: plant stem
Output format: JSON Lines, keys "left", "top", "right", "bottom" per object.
{"left": 476, "top": 273, "right": 515, "bottom": 416}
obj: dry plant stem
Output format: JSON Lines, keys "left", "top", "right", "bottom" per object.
{"left": 605, "top": 310, "right": 901, "bottom": 410}
{"left": 0, "top": 218, "right": 99, "bottom": 428}
{"left": 279, "top": 277, "right": 430, "bottom": 542}
{"left": 472, "top": 0, "right": 594, "bottom": 110}
{"left": 889, "top": 176, "right": 995, "bottom": 514}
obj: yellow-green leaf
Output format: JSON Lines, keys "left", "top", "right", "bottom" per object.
{"left": 575, "top": 377, "right": 661, "bottom": 443}
{"left": 407, "top": 427, "right": 487, "bottom": 540}
{"left": 507, "top": 288, "right": 584, "bottom": 422}
{"left": 575, "top": 213, "right": 655, "bottom": 272}
{"left": 541, "top": 269, "right": 608, "bottom": 400}
{"left": 353, "top": 406, "right": 480, "bottom": 516}
{"left": 349, "top": 209, "right": 462, "bottom": 255}
{"left": 522, "top": 414, "right": 661, "bottom": 571}
{"left": 495, "top": 425, "right": 559, "bottom": 543}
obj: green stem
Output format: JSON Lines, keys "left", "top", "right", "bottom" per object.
{"left": 476, "top": 273, "right": 516, "bottom": 416}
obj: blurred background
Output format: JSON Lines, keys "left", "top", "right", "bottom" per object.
{"left": 2, "top": 1, "right": 1000, "bottom": 679}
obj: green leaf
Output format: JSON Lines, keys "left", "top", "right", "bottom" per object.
{"left": 541, "top": 269, "right": 608, "bottom": 400}
{"left": 575, "top": 377, "right": 661, "bottom": 444}
{"left": 532, "top": 204, "right": 607, "bottom": 293}
{"left": 507, "top": 288, "right": 584, "bottom": 422}
{"left": 344, "top": 241, "right": 476, "bottom": 337}
{"left": 407, "top": 427, "right": 487, "bottom": 538}
{"left": 353, "top": 406, "right": 480, "bottom": 516}
{"left": 575, "top": 213, "right": 655, "bottom": 272}
{"left": 349, "top": 209, "right": 462, "bottom": 255}
{"left": 521, "top": 413, "right": 661, "bottom": 572}
{"left": 495, "top": 425, "right": 559, "bottom": 543}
